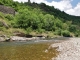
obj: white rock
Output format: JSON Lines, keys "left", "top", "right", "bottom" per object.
{"left": 50, "top": 38, "right": 80, "bottom": 60}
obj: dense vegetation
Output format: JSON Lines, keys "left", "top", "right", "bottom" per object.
{"left": 0, "top": 0, "right": 80, "bottom": 37}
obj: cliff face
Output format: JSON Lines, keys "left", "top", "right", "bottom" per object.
{"left": 0, "top": 5, "right": 15, "bottom": 15}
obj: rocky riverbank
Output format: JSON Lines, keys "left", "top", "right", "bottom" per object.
{"left": 0, "top": 35, "right": 46, "bottom": 42}
{"left": 50, "top": 38, "right": 80, "bottom": 60}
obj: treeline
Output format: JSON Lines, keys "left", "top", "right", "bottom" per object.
{"left": 0, "top": 0, "right": 80, "bottom": 37}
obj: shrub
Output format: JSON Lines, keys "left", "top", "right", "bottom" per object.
{"left": 69, "top": 25, "right": 76, "bottom": 32}
{"left": 0, "top": 27, "right": 6, "bottom": 31}
{"left": 5, "top": 14, "right": 14, "bottom": 20}
{"left": 62, "top": 30, "right": 71, "bottom": 37}
{"left": 26, "top": 27, "right": 32, "bottom": 34}
{"left": 37, "top": 28, "right": 45, "bottom": 33}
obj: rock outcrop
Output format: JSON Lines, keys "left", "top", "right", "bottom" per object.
{"left": 0, "top": 5, "right": 15, "bottom": 15}
{"left": 10, "top": 36, "right": 39, "bottom": 41}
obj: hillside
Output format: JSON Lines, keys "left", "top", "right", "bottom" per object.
{"left": 0, "top": 0, "right": 80, "bottom": 37}
{"left": 29, "top": 2, "right": 80, "bottom": 26}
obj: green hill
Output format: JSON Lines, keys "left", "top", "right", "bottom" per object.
{"left": 0, "top": 0, "right": 80, "bottom": 37}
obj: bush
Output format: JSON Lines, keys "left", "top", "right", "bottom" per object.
{"left": 75, "top": 32, "right": 79, "bottom": 37}
{"left": 0, "top": 27, "right": 6, "bottom": 31}
{"left": 26, "top": 27, "right": 32, "bottom": 34}
{"left": 69, "top": 25, "right": 76, "bottom": 32}
{"left": 0, "top": 12, "right": 5, "bottom": 19}
{"left": 37, "top": 28, "right": 45, "bottom": 33}
{"left": 62, "top": 30, "right": 71, "bottom": 37}
{"left": 5, "top": 14, "right": 14, "bottom": 20}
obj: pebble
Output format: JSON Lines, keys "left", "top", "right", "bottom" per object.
{"left": 50, "top": 38, "right": 80, "bottom": 60}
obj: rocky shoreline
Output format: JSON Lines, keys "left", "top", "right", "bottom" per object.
{"left": 50, "top": 38, "right": 80, "bottom": 60}
{"left": 0, "top": 35, "right": 46, "bottom": 42}
{"left": 1, "top": 35, "right": 80, "bottom": 60}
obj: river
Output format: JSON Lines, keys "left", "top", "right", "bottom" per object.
{"left": 0, "top": 37, "right": 70, "bottom": 60}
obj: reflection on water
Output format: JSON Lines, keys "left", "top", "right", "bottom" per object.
{"left": 0, "top": 37, "right": 69, "bottom": 60}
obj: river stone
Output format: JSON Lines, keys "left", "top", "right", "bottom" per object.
{"left": 0, "top": 37, "right": 5, "bottom": 41}
{"left": 51, "top": 38, "right": 80, "bottom": 60}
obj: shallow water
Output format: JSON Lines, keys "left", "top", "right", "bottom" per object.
{"left": 0, "top": 37, "right": 69, "bottom": 60}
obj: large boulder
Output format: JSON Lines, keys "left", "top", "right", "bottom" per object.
{"left": 0, "top": 5, "right": 15, "bottom": 15}
{"left": 0, "top": 35, "right": 6, "bottom": 42}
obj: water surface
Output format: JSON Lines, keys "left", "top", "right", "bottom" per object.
{"left": 0, "top": 37, "right": 69, "bottom": 60}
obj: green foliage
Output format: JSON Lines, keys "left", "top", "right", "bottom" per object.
{"left": 55, "top": 18, "right": 63, "bottom": 29}
{"left": 62, "top": 30, "right": 71, "bottom": 37}
{"left": 37, "top": 28, "right": 45, "bottom": 33}
{"left": 62, "top": 23, "right": 69, "bottom": 30}
{"left": 26, "top": 27, "right": 32, "bottom": 34}
{"left": 5, "top": 14, "right": 14, "bottom": 20}
{"left": 0, "top": 21, "right": 3, "bottom": 27}
{"left": 0, "top": 27, "right": 6, "bottom": 31}
{"left": 0, "top": 12, "right": 5, "bottom": 19}
{"left": 0, "top": 0, "right": 79, "bottom": 37}
{"left": 43, "top": 14, "right": 55, "bottom": 31}
{"left": 69, "top": 25, "right": 77, "bottom": 32}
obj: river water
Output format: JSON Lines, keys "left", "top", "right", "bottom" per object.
{"left": 0, "top": 37, "right": 70, "bottom": 60}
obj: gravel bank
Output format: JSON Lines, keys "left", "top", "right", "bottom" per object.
{"left": 50, "top": 38, "right": 80, "bottom": 60}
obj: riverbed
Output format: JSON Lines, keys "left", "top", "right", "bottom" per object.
{"left": 0, "top": 37, "right": 70, "bottom": 60}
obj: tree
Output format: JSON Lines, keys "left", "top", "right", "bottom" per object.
{"left": 43, "top": 14, "right": 55, "bottom": 31}
{"left": 69, "top": 25, "right": 77, "bottom": 33}
{"left": 62, "top": 30, "right": 71, "bottom": 37}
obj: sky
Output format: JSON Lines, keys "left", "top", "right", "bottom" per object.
{"left": 13, "top": 0, "right": 80, "bottom": 16}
